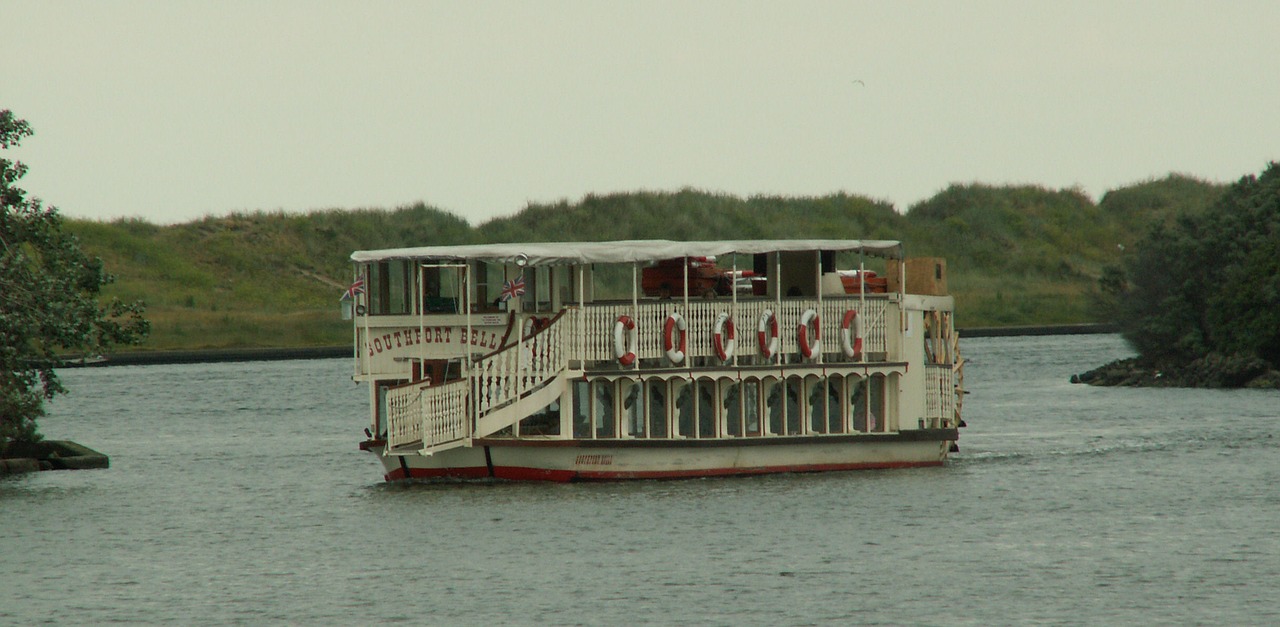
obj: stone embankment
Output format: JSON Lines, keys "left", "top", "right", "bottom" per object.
{"left": 1071, "top": 353, "right": 1280, "bottom": 389}
{"left": 0, "top": 441, "right": 110, "bottom": 476}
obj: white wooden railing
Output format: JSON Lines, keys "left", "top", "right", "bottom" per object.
{"left": 385, "top": 312, "right": 569, "bottom": 453}
{"left": 571, "top": 296, "right": 890, "bottom": 364}
{"left": 473, "top": 312, "right": 568, "bottom": 418}
{"left": 386, "top": 378, "right": 470, "bottom": 451}
{"left": 924, "top": 364, "right": 956, "bottom": 428}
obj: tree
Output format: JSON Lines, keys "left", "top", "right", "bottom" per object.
{"left": 1, "top": 110, "right": 148, "bottom": 453}
{"left": 1103, "top": 162, "right": 1280, "bottom": 369}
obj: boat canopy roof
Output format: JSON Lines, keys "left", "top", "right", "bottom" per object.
{"left": 351, "top": 239, "right": 904, "bottom": 267}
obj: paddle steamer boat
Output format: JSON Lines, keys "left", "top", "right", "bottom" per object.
{"left": 351, "top": 239, "right": 964, "bottom": 482}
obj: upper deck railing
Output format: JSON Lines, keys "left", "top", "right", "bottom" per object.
{"left": 357, "top": 294, "right": 895, "bottom": 381}
{"left": 567, "top": 295, "right": 891, "bottom": 366}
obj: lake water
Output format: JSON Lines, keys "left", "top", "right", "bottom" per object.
{"left": 3, "top": 334, "right": 1278, "bottom": 625}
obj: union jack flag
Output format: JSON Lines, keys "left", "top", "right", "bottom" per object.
{"left": 342, "top": 277, "right": 366, "bottom": 300}
{"left": 500, "top": 274, "right": 526, "bottom": 302}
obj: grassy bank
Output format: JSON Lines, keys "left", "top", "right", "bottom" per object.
{"left": 67, "top": 175, "right": 1224, "bottom": 351}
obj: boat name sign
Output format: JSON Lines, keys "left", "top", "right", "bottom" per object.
{"left": 364, "top": 325, "right": 504, "bottom": 358}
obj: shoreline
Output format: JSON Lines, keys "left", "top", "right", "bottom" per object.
{"left": 0, "top": 440, "right": 110, "bottom": 476}
{"left": 66, "top": 324, "right": 1118, "bottom": 368}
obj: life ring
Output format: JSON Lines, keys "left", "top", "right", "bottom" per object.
{"left": 663, "top": 312, "right": 688, "bottom": 364}
{"left": 614, "top": 315, "right": 638, "bottom": 366}
{"left": 758, "top": 309, "right": 780, "bottom": 360}
{"left": 797, "top": 308, "right": 821, "bottom": 359}
{"left": 712, "top": 312, "right": 736, "bottom": 361}
{"left": 839, "top": 309, "right": 863, "bottom": 359}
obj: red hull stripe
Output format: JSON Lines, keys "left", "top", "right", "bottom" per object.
{"left": 387, "top": 460, "right": 941, "bottom": 483}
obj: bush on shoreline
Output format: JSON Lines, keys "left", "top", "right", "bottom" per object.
{"left": 1083, "top": 162, "right": 1280, "bottom": 388}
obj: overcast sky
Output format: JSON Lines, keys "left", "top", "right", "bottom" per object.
{"left": 5, "top": 1, "right": 1279, "bottom": 226}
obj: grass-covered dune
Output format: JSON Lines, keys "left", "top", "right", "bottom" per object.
{"left": 67, "top": 174, "right": 1223, "bottom": 351}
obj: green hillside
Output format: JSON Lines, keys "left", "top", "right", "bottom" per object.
{"left": 66, "top": 175, "right": 1225, "bottom": 351}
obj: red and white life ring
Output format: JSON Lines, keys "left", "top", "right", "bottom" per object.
{"left": 840, "top": 309, "right": 863, "bottom": 359}
{"left": 758, "top": 309, "right": 780, "bottom": 360}
{"left": 663, "top": 312, "right": 688, "bottom": 364}
{"left": 614, "top": 315, "right": 638, "bottom": 366}
{"left": 712, "top": 312, "right": 736, "bottom": 361}
{"left": 797, "top": 308, "right": 821, "bottom": 359}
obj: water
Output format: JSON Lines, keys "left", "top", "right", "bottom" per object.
{"left": 3, "top": 335, "right": 1278, "bottom": 625}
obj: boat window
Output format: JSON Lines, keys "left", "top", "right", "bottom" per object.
{"left": 852, "top": 375, "right": 887, "bottom": 433}
{"left": 743, "top": 379, "right": 761, "bottom": 436}
{"left": 420, "top": 266, "right": 458, "bottom": 314}
{"left": 389, "top": 261, "right": 410, "bottom": 314}
{"left": 474, "top": 262, "right": 505, "bottom": 312}
{"left": 697, "top": 378, "right": 717, "bottom": 438}
{"left": 807, "top": 376, "right": 827, "bottom": 434}
{"left": 370, "top": 260, "right": 413, "bottom": 315}
{"left": 827, "top": 374, "right": 845, "bottom": 433}
{"left": 674, "top": 379, "right": 695, "bottom": 438}
{"left": 593, "top": 380, "right": 615, "bottom": 438}
{"left": 647, "top": 380, "right": 667, "bottom": 438}
{"left": 721, "top": 378, "right": 742, "bottom": 437}
{"left": 518, "top": 266, "right": 556, "bottom": 313}
{"left": 519, "top": 400, "right": 560, "bottom": 436}
{"left": 786, "top": 376, "right": 803, "bottom": 435}
{"left": 552, "top": 265, "right": 572, "bottom": 309}
{"left": 536, "top": 266, "right": 550, "bottom": 311}
{"left": 572, "top": 380, "right": 590, "bottom": 438}
{"left": 870, "top": 374, "right": 887, "bottom": 432}
{"left": 621, "top": 379, "right": 645, "bottom": 438}
{"left": 764, "top": 378, "right": 783, "bottom": 435}
{"left": 851, "top": 376, "right": 871, "bottom": 432}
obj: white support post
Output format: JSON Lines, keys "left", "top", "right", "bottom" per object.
{"left": 731, "top": 255, "right": 738, "bottom": 368}
{"left": 577, "top": 264, "right": 585, "bottom": 369}
{"left": 815, "top": 252, "right": 823, "bottom": 366}
{"left": 682, "top": 257, "right": 690, "bottom": 372}
{"left": 774, "top": 253, "right": 782, "bottom": 365}
{"left": 417, "top": 263, "right": 425, "bottom": 379}
{"left": 632, "top": 262, "right": 639, "bottom": 370}
{"left": 858, "top": 251, "right": 866, "bottom": 363}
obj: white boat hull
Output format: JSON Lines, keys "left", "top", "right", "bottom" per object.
{"left": 365, "top": 430, "right": 956, "bottom": 482}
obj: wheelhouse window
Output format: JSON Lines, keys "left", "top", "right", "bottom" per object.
{"left": 517, "top": 265, "right": 559, "bottom": 314}
{"left": 369, "top": 260, "right": 413, "bottom": 315}
{"left": 475, "top": 261, "right": 506, "bottom": 312}
{"left": 420, "top": 265, "right": 459, "bottom": 314}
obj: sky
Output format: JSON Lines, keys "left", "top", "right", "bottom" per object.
{"left": 5, "top": 1, "right": 1279, "bottom": 226}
